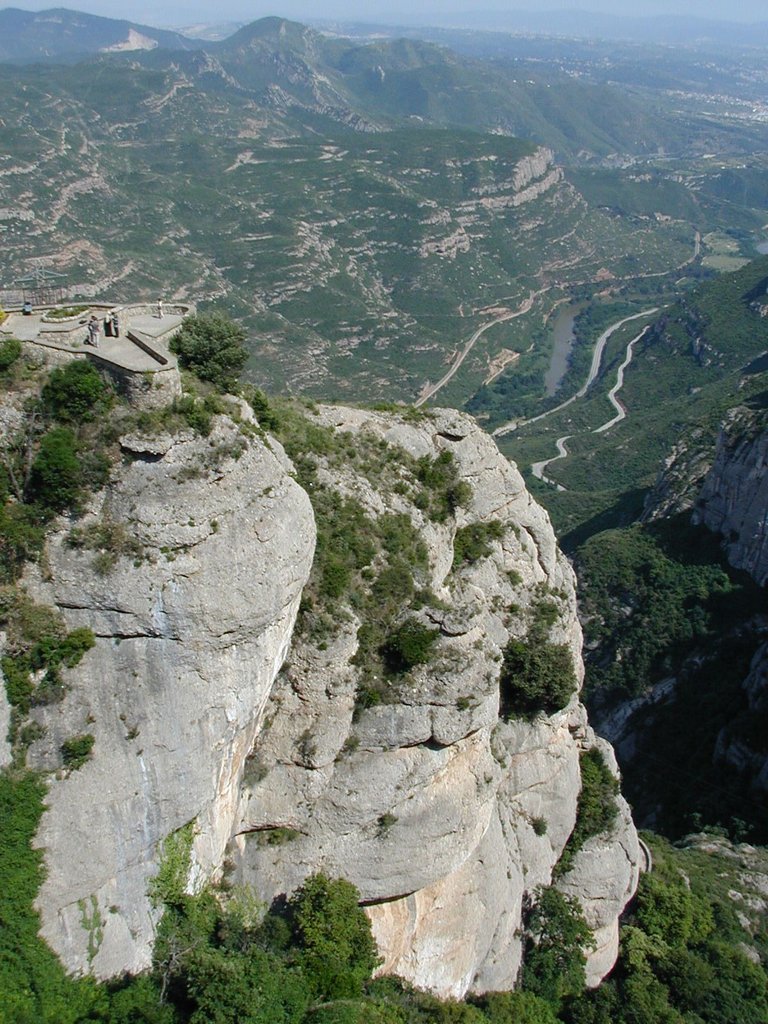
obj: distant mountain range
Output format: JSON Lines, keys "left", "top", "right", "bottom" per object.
{"left": 4, "top": 5, "right": 768, "bottom": 64}
{"left": 0, "top": 6, "right": 196, "bottom": 62}
{"left": 0, "top": 11, "right": 766, "bottom": 406}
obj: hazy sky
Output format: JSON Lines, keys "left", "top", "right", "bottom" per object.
{"left": 8, "top": 0, "right": 768, "bottom": 28}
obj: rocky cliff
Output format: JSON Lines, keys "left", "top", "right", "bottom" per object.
{"left": 692, "top": 407, "right": 768, "bottom": 586}
{"left": 16, "top": 401, "right": 639, "bottom": 996}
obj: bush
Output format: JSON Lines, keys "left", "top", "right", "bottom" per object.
{"left": 634, "top": 873, "right": 714, "bottom": 949}
{"left": 452, "top": 520, "right": 505, "bottom": 568}
{"left": 149, "top": 823, "right": 195, "bottom": 909}
{"left": 381, "top": 617, "right": 440, "bottom": 674}
{"left": 555, "top": 748, "right": 620, "bottom": 877}
{"left": 40, "top": 361, "right": 111, "bottom": 423}
{"left": 45, "top": 305, "right": 88, "bottom": 319}
{"left": 0, "top": 502, "right": 45, "bottom": 584}
{"left": 243, "top": 385, "right": 280, "bottom": 431}
{"left": 499, "top": 637, "right": 577, "bottom": 718}
{"left": 521, "top": 886, "right": 595, "bottom": 1005}
{"left": 27, "top": 427, "right": 82, "bottom": 512}
{"left": 170, "top": 313, "right": 248, "bottom": 391}
{"left": 0, "top": 336, "right": 22, "bottom": 372}
{"left": 414, "top": 450, "right": 472, "bottom": 522}
{"left": 479, "top": 990, "right": 560, "bottom": 1023}
{"left": 60, "top": 733, "right": 95, "bottom": 770}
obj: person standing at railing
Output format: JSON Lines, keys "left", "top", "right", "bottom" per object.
{"left": 87, "top": 315, "right": 101, "bottom": 348}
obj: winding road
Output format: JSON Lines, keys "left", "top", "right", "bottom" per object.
{"left": 593, "top": 324, "right": 652, "bottom": 434}
{"left": 493, "top": 307, "right": 658, "bottom": 437}
{"left": 414, "top": 289, "right": 545, "bottom": 408}
{"left": 531, "top": 434, "right": 571, "bottom": 488}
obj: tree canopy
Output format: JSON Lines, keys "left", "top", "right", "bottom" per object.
{"left": 169, "top": 313, "right": 249, "bottom": 391}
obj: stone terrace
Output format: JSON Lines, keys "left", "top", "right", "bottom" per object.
{"left": 0, "top": 302, "right": 192, "bottom": 371}
{"left": 0, "top": 302, "right": 195, "bottom": 408}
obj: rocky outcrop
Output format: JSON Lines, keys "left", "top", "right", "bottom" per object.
{"left": 14, "top": 401, "right": 639, "bottom": 995}
{"left": 555, "top": 738, "right": 639, "bottom": 987}
{"left": 692, "top": 408, "right": 768, "bottom": 586}
{"left": 227, "top": 405, "right": 640, "bottom": 998}
{"left": 456, "top": 148, "right": 562, "bottom": 217}
{"left": 24, "top": 413, "right": 315, "bottom": 978}
{"left": 642, "top": 434, "right": 715, "bottom": 523}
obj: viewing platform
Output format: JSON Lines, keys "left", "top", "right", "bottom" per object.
{"left": 0, "top": 301, "right": 195, "bottom": 408}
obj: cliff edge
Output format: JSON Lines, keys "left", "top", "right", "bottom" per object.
{"left": 13, "top": 400, "right": 639, "bottom": 995}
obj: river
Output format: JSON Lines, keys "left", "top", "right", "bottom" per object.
{"left": 543, "top": 303, "right": 584, "bottom": 397}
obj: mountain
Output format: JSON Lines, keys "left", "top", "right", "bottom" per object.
{"left": 0, "top": 6, "right": 196, "bottom": 63}
{"left": 1, "top": 16, "right": 766, "bottom": 409}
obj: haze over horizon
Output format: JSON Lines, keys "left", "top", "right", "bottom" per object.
{"left": 4, "top": 0, "right": 768, "bottom": 30}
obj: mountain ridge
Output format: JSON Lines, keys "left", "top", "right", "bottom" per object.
{"left": 0, "top": 6, "right": 197, "bottom": 62}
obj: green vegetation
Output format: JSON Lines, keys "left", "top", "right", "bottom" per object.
{"left": 148, "top": 822, "right": 196, "bottom": 909}
{"left": 412, "top": 451, "right": 472, "bottom": 523}
{"left": 555, "top": 748, "right": 619, "bottom": 877}
{"left": 170, "top": 312, "right": 249, "bottom": 392}
{"left": 1, "top": 359, "right": 115, "bottom": 577}
{"left": 0, "top": 772, "right": 108, "bottom": 1024}
{"left": 574, "top": 517, "right": 767, "bottom": 840}
{"left": 491, "top": 261, "right": 768, "bottom": 851}
{"left": 501, "top": 259, "right": 768, "bottom": 548}
{"left": 381, "top": 618, "right": 440, "bottom": 674}
{"left": 576, "top": 521, "right": 738, "bottom": 700}
{"left": 269, "top": 400, "right": 461, "bottom": 701}
{"left": 290, "top": 874, "right": 380, "bottom": 1001}
{"left": 67, "top": 518, "right": 145, "bottom": 575}
{"left": 452, "top": 520, "right": 505, "bottom": 569}
{"left": 45, "top": 305, "right": 89, "bottom": 319}
{"left": 40, "top": 361, "right": 112, "bottom": 424}
{"left": 566, "top": 836, "right": 768, "bottom": 1024}
{"left": 1, "top": 589, "right": 94, "bottom": 759}
{"left": 521, "top": 886, "right": 595, "bottom": 1006}
{"left": 0, "top": 336, "right": 21, "bottom": 372}
{"left": 499, "top": 639, "right": 577, "bottom": 719}
{"left": 27, "top": 427, "right": 83, "bottom": 513}
{"left": 60, "top": 733, "right": 95, "bottom": 770}
{"left": 2, "top": 765, "right": 768, "bottom": 1024}
{"left": 0, "top": 502, "right": 45, "bottom": 585}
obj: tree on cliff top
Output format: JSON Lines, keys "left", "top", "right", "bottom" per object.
{"left": 170, "top": 313, "right": 249, "bottom": 391}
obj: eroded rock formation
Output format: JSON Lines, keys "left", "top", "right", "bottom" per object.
{"left": 19, "top": 402, "right": 639, "bottom": 996}
{"left": 692, "top": 408, "right": 768, "bottom": 586}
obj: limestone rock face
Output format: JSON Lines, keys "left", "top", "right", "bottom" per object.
{"left": 555, "top": 738, "right": 640, "bottom": 987}
{"left": 0, "top": 648, "right": 11, "bottom": 769}
{"left": 18, "top": 402, "right": 638, "bottom": 997}
{"left": 692, "top": 409, "right": 768, "bottom": 585}
{"left": 227, "top": 406, "right": 639, "bottom": 998}
{"left": 25, "top": 416, "right": 315, "bottom": 978}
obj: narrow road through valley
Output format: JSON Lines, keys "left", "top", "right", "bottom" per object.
{"left": 493, "top": 307, "right": 658, "bottom": 437}
{"left": 531, "top": 434, "right": 571, "bottom": 489}
{"left": 593, "top": 324, "right": 652, "bottom": 434}
{"left": 414, "top": 290, "right": 544, "bottom": 408}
